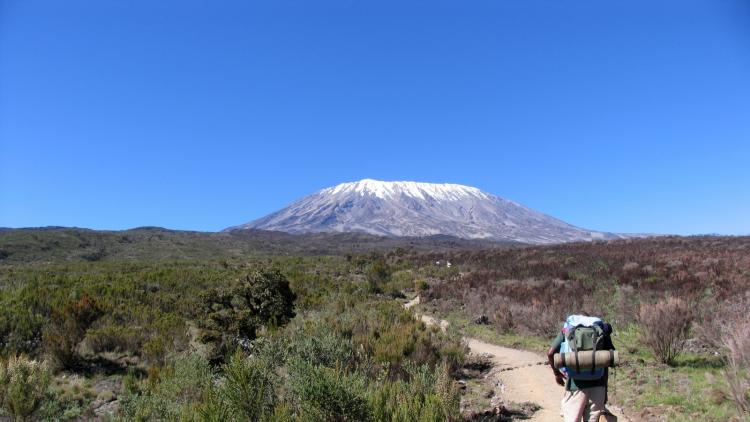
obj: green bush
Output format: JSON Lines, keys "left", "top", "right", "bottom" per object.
{"left": 286, "top": 322, "right": 359, "bottom": 369}
{"left": 367, "top": 362, "right": 460, "bottom": 422}
{"left": 0, "top": 355, "right": 51, "bottom": 421}
{"left": 120, "top": 353, "right": 214, "bottom": 421}
{"left": 195, "top": 385, "right": 235, "bottom": 422}
{"left": 0, "top": 256, "right": 469, "bottom": 420}
{"left": 86, "top": 324, "right": 142, "bottom": 354}
{"left": 220, "top": 352, "right": 278, "bottom": 420}
{"left": 288, "top": 358, "right": 371, "bottom": 421}
{"left": 366, "top": 258, "right": 391, "bottom": 294}
{"left": 197, "top": 269, "right": 296, "bottom": 363}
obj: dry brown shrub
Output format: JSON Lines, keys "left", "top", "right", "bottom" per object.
{"left": 513, "top": 303, "right": 565, "bottom": 336}
{"left": 721, "top": 313, "right": 750, "bottom": 416}
{"left": 638, "top": 297, "right": 693, "bottom": 365}
{"left": 694, "top": 295, "right": 750, "bottom": 349}
{"left": 492, "top": 303, "right": 515, "bottom": 333}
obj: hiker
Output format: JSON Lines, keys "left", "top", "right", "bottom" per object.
{"left": 547, "top": 315, "right": 615, "bottom": 422}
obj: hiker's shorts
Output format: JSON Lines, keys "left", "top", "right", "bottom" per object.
{"left": 561, "top": 386, "right": 605, "bottom": 422}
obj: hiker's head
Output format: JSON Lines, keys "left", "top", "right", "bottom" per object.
{"left": 603, "top": 322, "right": 613, "bottom": 335}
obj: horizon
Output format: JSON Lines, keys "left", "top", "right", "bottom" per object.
{"left": 2, "top": 1, "right": 749, "bottom": 235}
{"left": 3, "top": 176, "right": 748, "bottom": 238}
{"left": 1, "top": 176, "right": 748, "bottom": 237}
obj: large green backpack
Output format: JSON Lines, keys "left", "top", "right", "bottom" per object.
{"left": 560, "top": 315, "right": 608, "bottom": 380}
{"left": 567, "top": 324, "right": 606, "bottom": 351}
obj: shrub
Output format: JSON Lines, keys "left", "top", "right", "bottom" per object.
{"left": 0, "top": 355, "right": 51, "bottom": 421}
{"left": 513, "top": 302, "right": 566, "bottom": 337}
{"left": 197, "top": 269, "right": 296, "bottom": 363}
{"left": 43, "top": 295, "right": 104, "bottom": 370}
{"left": 221, "top": 352, "right": 277, "bottom": 420}
{"left": 434, "top": 361, "right": 461, "bottom": 421}
{"left": 722, "top": 315, "right": 750, "bottom": 416}
{"left": 492, "top": 303, "right": 515, "bottom": 334}
{"left": 120, "top": 353, "right": 214, "bottom": 420}
{"left": 287, "top": 358, "right": 371, "bottom": 421}
{"left": 366, "top": 258, "right": 391, "bottom": 294}
{"left": 367, "top": 362, "right": 460, "bottom": 422}
{"left": 142, "top": 315, "right": 188, "bottom": 365}
{"left": 694, "top": 296, "right": 750, "bottom": 350}
{"left": 196, "top": 384, "right": 234, "bottom": 422}
{"left": 86, "top": 324, "right": 142, "bottom": 354}
{"left": 638, "top": 297, "right": 693, "bottom": 364}
{"left": 286, "top": 323, "right": 359, "bottom": 370}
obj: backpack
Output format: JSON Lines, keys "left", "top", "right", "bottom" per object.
{"left": 559, "top": 315, "right": 609, "bottom": 381}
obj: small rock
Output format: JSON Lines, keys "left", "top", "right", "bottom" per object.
{"left": 94, "top": 399, "right": 120, "bottom": 417}
{"left": 473, "top": 315, "right": 490, "bottom": 325}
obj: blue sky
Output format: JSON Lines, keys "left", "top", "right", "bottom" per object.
{"left": 1, "top": 0, "right": 749, "bottom": 234}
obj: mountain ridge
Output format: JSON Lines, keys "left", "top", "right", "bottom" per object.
{"left": 226, "top": 179, "right": 628, "bottom": 244}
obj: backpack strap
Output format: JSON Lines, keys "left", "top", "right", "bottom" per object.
{"left": 591, "top": 328, "right": 602, "bottom": 375}
{"left": 568, "top": 325, "right": 581, "bottom": 372}
{"left": 591, "top": 334, "right": 597, "bottom": 374}
{"left": 568, "top": 326, "right": 578, "bottom": 352}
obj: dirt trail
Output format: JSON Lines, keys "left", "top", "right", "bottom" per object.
{"left": 467, "top": 337, "right": 564, "bottom": 421}
{"left": 405, "top": 296, "right": 627, "bottom": 421}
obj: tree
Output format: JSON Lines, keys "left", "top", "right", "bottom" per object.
{"left": 198, "top": 269, "right": 296, "bottom": 362}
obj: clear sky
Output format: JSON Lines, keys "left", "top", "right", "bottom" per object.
{"left": 1, "top": 1, "right": 749, "bottom": 235}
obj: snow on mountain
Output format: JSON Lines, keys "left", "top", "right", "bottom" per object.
{"left": 225, "top": 179, "right": 625, "bottom": 244}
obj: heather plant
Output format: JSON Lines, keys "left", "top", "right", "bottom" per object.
{"left": 0, "top": 355, "right": 51, "bottom": 421}
{"left": 285, "top": 322, "right": 360, "bottom": 370}
{"left": 721, "top": 314, "right": 750, "bottom": 415}
{"left": 120, "top": 353, "right": 214, "bottom": 421}
{"left": 694, "top": 295, "right": 750, "bottom": 350}
{"left": 220, "top": 352, "right": 278, "bottom": 420}
{"left": 43, "top": 295, "right": 104, "bottom": 370}
{"left": 287, "top": 357, "right": 372, "bottom": 421}
{"left": 366, "top": 257, "right": 391, "bottom": 293}
{"left": 365, "top": 360, "right": 461, "bottom": 422}
{"left": 86, "top": 324, "right": 142, "bottom": 354}
{"left": 197, "top": 269, "right": 296, "bottom": 363}
{"left": 195, "top": 385, "right": 234, "bottom": 422}
{"left": 638, "top": 297, "right": 693, "bottom": 365}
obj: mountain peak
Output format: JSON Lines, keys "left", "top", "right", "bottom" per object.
{"left": 226, "top": 180, "right": 623, "bottom": 244}
{"left": 323, "top": 179, "right": 490, "bottom": 201}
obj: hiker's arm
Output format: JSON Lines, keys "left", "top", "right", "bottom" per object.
{"left": 547, "top": 347, "right": 564, "bottom": 386}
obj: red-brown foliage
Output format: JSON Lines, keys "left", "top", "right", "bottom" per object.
{"left": 638, "top": 297, "right": 693, "bottom": 364}
{"left": 43, "top": 295, "right": 104, "bottom": 370}
{"left": 404, "top": 236, "right": 749, "bottom": 338}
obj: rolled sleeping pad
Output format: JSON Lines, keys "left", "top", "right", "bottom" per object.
{"left": 553, "top": 350, "right": 619, "bottom": 370}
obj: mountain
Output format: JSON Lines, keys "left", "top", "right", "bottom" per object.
{"left": 226, "top": 179, "right": 627, "bottom": 244}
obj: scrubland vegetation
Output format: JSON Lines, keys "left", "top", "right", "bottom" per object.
{"left": 414, "top": 236, "right": 750, "bottom": 421}
{"left": 1, "top": 230, "right": 748, "bottom": 420}
{"left": 0, "top": 232, "right": 466, "bottom": 421}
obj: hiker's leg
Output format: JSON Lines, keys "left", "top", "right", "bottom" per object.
{"left": 561, "top": 390, "right": 586, "bottom": 422}
{"left": 584, "top": 386, "right": 606, "bottom": 422}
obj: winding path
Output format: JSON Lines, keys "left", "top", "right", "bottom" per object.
{"left": 405, "top": 296, "right": 628, "bottom": 421}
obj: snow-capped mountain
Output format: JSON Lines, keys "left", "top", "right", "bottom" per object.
{"left": 225, "top": 179, "right": 625, "bottom": 244}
